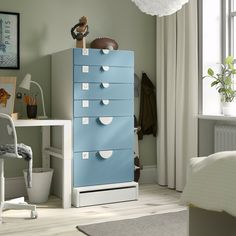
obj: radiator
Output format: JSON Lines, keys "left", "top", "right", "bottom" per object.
{"left": 214, "top": 125, "right": 236, "bottom": 152}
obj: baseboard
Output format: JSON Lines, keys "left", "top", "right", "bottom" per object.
{"left": 5, "top": 165, "right": 157, "bottom": 199}
{"left": 139, "top": 165, "right": 157, "bottom": 184}
{"left": 5, "top": 177, "right": 27, "bottom": 200}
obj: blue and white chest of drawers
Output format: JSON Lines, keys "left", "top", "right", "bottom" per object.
{"left": 51, "top": 48, "right": 138, "bottom": 207}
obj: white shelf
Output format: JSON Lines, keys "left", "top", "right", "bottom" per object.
{"left": 198, "top": 114, "right": 236, "bottom": 121}
{"left": 44, "top": 147, "right": 63, "bottom": 159}
{"left": 14, "top": 119, "right": 71, "bottom": 127}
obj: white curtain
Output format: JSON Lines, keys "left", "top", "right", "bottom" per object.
{"left": 156, "top": 0, "right": 198, "bottom": 191}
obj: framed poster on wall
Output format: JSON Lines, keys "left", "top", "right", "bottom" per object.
{"left": 0, "top": 77, "right": 16, "bottom": 115}
{"left": 0, "top": 12, "right": 19, "bottom": 69}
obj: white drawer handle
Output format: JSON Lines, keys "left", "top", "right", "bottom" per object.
{"left": 101, "top": 49, "right": 110, "bottom": 54}
{"left": 99, "top": 117, "right": 113, "bottom": 125}
{"left": 101, "top": 82, "right": 110, "bottom": 88}
{"left": 101, "top": 66, "right": 110, "bottom": 71}
{"left": 82, "top": 48, "right": 89, "bottom": 56}
{"left": 101, "top": 100, "right": 110, "bottom": 105}
{"left": 82, "top": 65, "right": 89, "bottom": 73}
{"left": 98, "top": 150, "right": 113, "bottom": 159}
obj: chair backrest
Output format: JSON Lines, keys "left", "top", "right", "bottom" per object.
{"left": 0, "top": 113, "right": 18, "bottom": 156}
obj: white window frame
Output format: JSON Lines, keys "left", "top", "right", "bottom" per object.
{"left": 222, "top": 0, "right": 229, "bottom": 60}
{"left": 228, "top": 0, "right": 236, "bottom": 60}
{"left": 225, "top": 0, "right": 236, "bottom": 89}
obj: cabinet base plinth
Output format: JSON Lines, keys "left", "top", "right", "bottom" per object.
{"left": 72, "top": 182, "right": 138, "bottom": 207}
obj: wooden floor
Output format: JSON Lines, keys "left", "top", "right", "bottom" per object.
{"left": 0, "top": 184, "right": 186, "bottom": 236}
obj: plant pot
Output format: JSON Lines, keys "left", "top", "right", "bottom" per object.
{"left": 27, "top": 105, "right": 37, "bottom": 119}
{"left": 221, "top": 101, "right": 236, "bottom": 116}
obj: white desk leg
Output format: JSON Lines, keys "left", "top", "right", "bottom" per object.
{"left": 42, "top": 127, "right": 50, "bottom": 169}
{"left": 62, "top": 122, "right": 72, "bottom": 208}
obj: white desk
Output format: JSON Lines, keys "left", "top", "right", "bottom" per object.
{"left": 13, "top": 119, "right": 72, "bottom": 208}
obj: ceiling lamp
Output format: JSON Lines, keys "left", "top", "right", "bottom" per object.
{"left": 131, "top": 0, "right": 189, "bottom": 16}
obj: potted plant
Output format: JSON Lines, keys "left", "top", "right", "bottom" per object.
{"left": 203, "top": 56, "right": 236, "bottom": 116}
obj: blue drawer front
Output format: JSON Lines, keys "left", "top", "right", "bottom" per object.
{"left": 74, "top": 83, "right": 133, "bottom": 99}
{"left": 74, "top": 65, "right": 133, "bottom": 83}
{"left": 73, "top": 48, "right": 134, "bottom": 67}
{"left": 73, "top": 149, "right": 134, "bottom": 187}
{"left": 73, "top": 117, "right": 133, "bottom": 151}
{"left": 74, "top": 99, "right": 133, "bottom": 117}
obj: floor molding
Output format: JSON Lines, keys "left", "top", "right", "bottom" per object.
{"left": 6, "top": 165, "right": 158, "bottom": 199}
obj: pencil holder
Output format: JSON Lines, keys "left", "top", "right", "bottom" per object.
{"left": 27, "top": 105, "right": 37, "bottom": 119}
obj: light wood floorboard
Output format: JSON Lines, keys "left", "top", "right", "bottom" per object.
{"left": 0, "top": 184, "right": 186, "bottom": 236}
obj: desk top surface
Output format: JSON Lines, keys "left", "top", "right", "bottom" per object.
{"left": 13, "top": 119, "right": 71, "bottom": 127}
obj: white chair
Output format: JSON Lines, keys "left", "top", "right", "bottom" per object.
{"left": 0, "top": 113, "right": 37, "bottom": 221}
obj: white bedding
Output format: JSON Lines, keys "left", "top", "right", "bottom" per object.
{"left": 181, "top": 151, "right": 236, "bottom": 217}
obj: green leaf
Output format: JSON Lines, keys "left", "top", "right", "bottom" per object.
{"left": 218, "top": 88, "right": 224, "bottom": 93}
{"left": 225, "top": 77, "right": 232, "bottom": 85}
{"left": 229, "top": 63, "right": 234, "bottom": 70}
{"left": 207, "top": 68, "right": 214, "bottom": 76}
{"left": 225, "top": 56, "right": 234, "bottom": 64}
{"left": 211, "top": 81, "right": 219, "bottom": 87}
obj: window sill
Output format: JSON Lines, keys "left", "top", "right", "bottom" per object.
{"left": 198, "top": 114, "right": 236, "bottom": 121}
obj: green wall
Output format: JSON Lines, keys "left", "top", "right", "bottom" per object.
{"left": 0, "top": 0, "right": 156, "bottom": 177}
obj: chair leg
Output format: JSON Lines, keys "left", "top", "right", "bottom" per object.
{"left": 0, "top": 159, "right": 4, "bottom": 223}
{"left": 0, "top": 159, "right": 5, "bottom": 203}
{"left": 2, "top": 201, "right": 37, "bottom": 219}
{"left": 4, "top": 197, "right": 25, "bottom": 204}
{"left": 3, "top": 202, "right": 36, "bottom": 211}
{"left": 0, "top": 159, "right": 37, "bottom": 220}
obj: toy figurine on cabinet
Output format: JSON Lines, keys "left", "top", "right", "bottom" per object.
{"left": 71, "top": 16, "right": 89, "bottom": 48}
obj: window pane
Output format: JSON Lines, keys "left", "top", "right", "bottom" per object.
{"left": 233, "top": 0, "right": 236, "bottom": 11}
